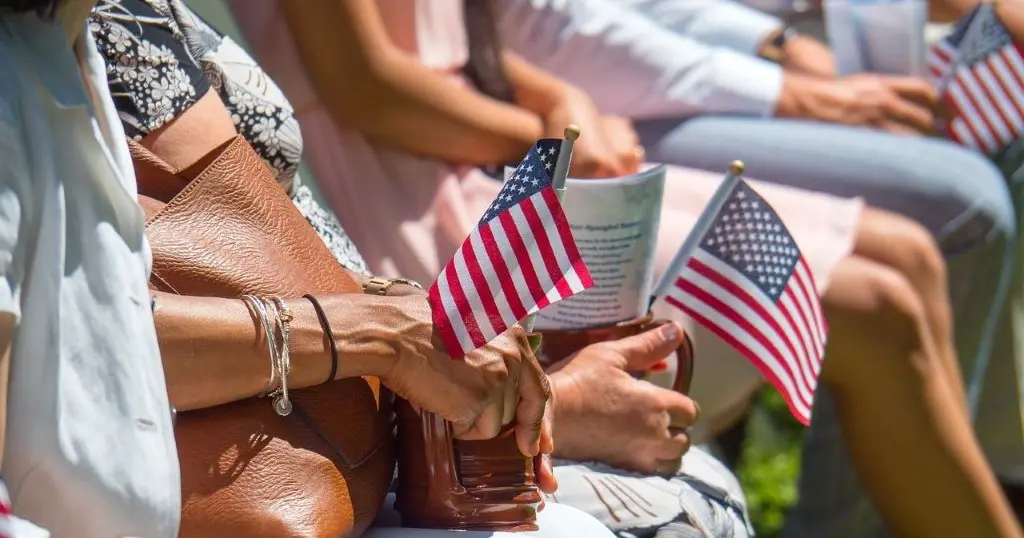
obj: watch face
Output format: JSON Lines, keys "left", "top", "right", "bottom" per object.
{"left": 774, "top": 26, "right": 795, "bottom": 48}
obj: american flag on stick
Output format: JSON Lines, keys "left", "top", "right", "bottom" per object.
{"left": 651, "top": 162, "right": 826, "bottom": 425}
{"left": 429, "top": 137, "right": 593, "bottom": 359}
{"left": 928, "top": 2, "right": 1024, "bottom": 156}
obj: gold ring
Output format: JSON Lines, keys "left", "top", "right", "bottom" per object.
{"left": 634, "top": 145, "right": 646, "bottom": 162}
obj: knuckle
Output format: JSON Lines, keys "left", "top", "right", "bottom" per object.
{"left": 680, "top": 397, "right": 699, "bottom": 420}
{"left": 488, "top": 362, "right": 511, "bottom": 385}
{"left": 536, "top": 372, "right": 553, "bottom": 400}
{"left": 452, "top": 406, "right": 482, "bottom": 430}
{"left": 477, "top": 416, "right": 504, "bottom": 439}
{"left": 638, "top": 458, "right": 660, "bottom": 475}
{"left": 466, "top": 383, "right": 494, "bottom": 408}
{"left": 520, "top": 411, "right": 545, "bottom": 431}
{"left": 674, "top": 433, "right": 691, "bottom": 453}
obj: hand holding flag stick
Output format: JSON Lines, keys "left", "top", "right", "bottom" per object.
{"left": 428, "top": 126, "right": 592, "bottom": 359}
{"left": 650, "top": 161, "right": 827, "bottom": 425}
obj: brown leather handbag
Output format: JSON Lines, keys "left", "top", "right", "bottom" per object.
{"left": 130, "top": 135, "right": 394, "bottom": 538}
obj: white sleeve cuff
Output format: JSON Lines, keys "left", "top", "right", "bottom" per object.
{"left": 0, "top": 278, "right": 17, "bottom": 323}
{"left": 702, "top": 50, "right": 784, "bottom": 117}
{"left": 684, "top": 1, "right": 784, "bottom": 53}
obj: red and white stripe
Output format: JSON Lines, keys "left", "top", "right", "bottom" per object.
{"left": 430, "top": 187, "right": 592, "bottom": 359}
{"left": 0, "top": 480, "right": 13, "bottom": 538}
{"left": 932, "top": 41, "right": 1024, "bottom": 155}
{"left": 928, "top": 38, "right": 959, "bottom": 84}
{"left": 664, "top": 248, "right": 825, "bottom": 425}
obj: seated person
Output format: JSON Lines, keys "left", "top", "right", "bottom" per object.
{"left": 493, "top": 0, "right": 1013, "bottom": 403}
{"left": 0, "top": 0, "right": 615, "bottom": 536}
{"left": 90, "top": 0, "right": 745, "bottom": 534}
{"left": 493, "top": 0, "right": 1024, "bottom": 533}
{"left": 85, "top": 1, "right": 621, "bottom": 536}
{"left": 213, "top": 0, "right": 1016, "bottom": 536}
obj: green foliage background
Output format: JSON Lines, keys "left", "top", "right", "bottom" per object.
{"left": 734, "top": 388, "right": 804, "bottom": 537}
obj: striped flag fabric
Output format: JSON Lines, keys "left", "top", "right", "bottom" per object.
{"left": 429, "top": 139, "right": 593, "bottom": 359}
{"left": 927, "top": 3, "right": 1024, "bottom": 156}
{"left": 0, "top": 479, "right": 13, "bottom": 538}
{"left": 659, "top": 179, "right": 826, "bottom": 425}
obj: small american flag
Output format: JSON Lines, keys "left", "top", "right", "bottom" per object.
{"left": 429, "top": 139, "right": 593, "bottom": 359}
{"left": 660, "top": 179, "right": 825, "bottom": 424}
{"left": 928, "top": 3, "right": 1024, "bottom": 156}
{"left": 0, "top": 479, "right": 12, "bottom": 538}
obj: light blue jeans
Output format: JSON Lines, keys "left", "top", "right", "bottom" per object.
{"left": 635, "top": 115, "right": 1018, "bottom": 538}
{"left": 550, "top": 446, "right": 753, "bottom": 538}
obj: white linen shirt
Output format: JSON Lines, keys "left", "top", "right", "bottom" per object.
{"left": 0, "top": 14, "right": 179, "bottom": 538}
{"left": 497, "top": 0, "right": 784, "bottom": 119}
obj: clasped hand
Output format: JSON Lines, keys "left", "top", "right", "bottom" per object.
{"left": 371, "top": 294, "right": 556, "bottom": 491}
{"left": 779, "top": 72, "right": 950, "bottom": 135}
{"left": 548, "top": 322, "right": 700, "bottom": 476}
{"left": 543, "top": 87, "right": 644, "bottom": 179}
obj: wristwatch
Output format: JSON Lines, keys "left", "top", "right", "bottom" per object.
{"left": 759, "top": 26, "right": 798, "bottom": 64}
{"left": 362, "top": 276, "right": 424, "bottom": 296}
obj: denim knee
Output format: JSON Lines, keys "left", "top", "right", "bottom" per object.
{"left": 898, "top": 145, "right": 1016, "bottom": 256}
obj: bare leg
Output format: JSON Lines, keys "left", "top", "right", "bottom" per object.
{"left": 820, "top": 255, "right": 1020, "bottom": 538}
{"left": 851, "top": 207, "right": 967, "bottom": 413}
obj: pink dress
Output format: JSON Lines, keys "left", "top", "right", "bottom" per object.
{"left": 231, "top": 0, "right": 863, "bottom": 437}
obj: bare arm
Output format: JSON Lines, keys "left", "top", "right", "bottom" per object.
{"left": 501, "top": 51, "right": 572, "bottom": 117}
{"left": 278, "top": 0, "right": 543, "bottom": 165}
{"left": 153, "top": 292, "right": 401, "bottom": 411}
{"left": 927, "top": 0, "right": 1023, "bottom": 25}
{"left": 929, "top": 0, "right": 975, "bottom": 23}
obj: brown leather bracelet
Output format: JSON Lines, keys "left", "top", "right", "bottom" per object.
{"left": 303, "top": 294, "right": 338, "bottom": 384}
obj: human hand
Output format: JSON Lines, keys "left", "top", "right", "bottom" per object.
{"left": 601, "top": 116, "right": 643, "bottom": 176}
{"left": 547, "top": 322, "right": 698, "bottom": 475}
{"left": 775, "top": 73, "right": 942, "bottom": 134}
{"left": 373, "top": 295, "right": 554, "bottom": 462}
{"left": 543, "top": 88, "right": 625, "bottom": 178}
{"left": 781, "top": 35, "right": 837, "bottom": 78}
{"left": 997, "top": 0, "right": 1024, "bottom": 45}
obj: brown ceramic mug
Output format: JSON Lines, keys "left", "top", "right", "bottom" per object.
{"left": 395, "top": 316, "right": 694, "bottom": 531}
{"left": 537, "top": 314, "right": 694, "bottom": 394}
{"left": 394, "top": 402, "right": 543, "bottom": 531}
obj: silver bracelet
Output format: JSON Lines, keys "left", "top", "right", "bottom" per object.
{"left": 242, "top": 295, "right": 279, "bottom": 397}
{"left": 269, "top": 297, "right": 293, "bottom": 417}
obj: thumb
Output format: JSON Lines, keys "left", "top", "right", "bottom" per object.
{"left": 606, "top": 322, "right": 685, "bottom": 372}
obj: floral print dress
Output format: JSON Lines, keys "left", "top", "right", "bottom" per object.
{"left": 89, "top": 0, "right": 370, "bottom": 274}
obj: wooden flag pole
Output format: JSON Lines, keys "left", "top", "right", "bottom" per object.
{"left": 521, "top": 125, "right": 580, "bottom": 335}
{"left": 647, "top": 160, "right": 745, "bottom": 312}
{"left": 551, "top": 124, "right": 580, "bottom": 194}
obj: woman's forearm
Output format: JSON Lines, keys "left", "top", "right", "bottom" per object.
{"left": 153, "top": 292, "right": 396, "bottom": 411}
{"left": 502, "top": 52, "right": 572, "bottom": 117}
{"left": 279, "top": 0, "right": 543, "bottom": 165}
{"left": 929, "top": 0, "right": 974, "bottom": 22}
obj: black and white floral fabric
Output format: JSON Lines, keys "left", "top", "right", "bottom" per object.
{"left": 90, "top": 0, "right": 369, "bottom": 274}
